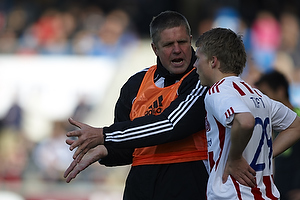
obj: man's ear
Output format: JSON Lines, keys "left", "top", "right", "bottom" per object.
{"left": 151, "top": 43, "right": 158, "bottom": 56}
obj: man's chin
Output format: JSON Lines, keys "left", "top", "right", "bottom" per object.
{"left": 170, "top": 66, "right": 188, "bottom": 75}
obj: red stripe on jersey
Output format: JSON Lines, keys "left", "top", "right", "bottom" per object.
{"left": 209, "top": 86, "right": 214, "bottom": 95}
{"left": 209, "top": 79, "right": 225, "bottom": 94}
{"left": 230, "top": 175, "right": 242, "bottom": 200}
{"left": 214, "top": 119, "right": 225, "bottom": 171}
{"left": 251, "top": 186, "right": 264, "bottom": 200}
{"left": 263, "top": 176, "right": 278, "bottom": 200}
{"left": 230, "top": 107, "right": 234, "bottom": 115}
{"left": 225, "top": 107, "right": 234, "bottom": 118}
{"left": 254, "top": 89, "right": 262, "bottom": 97}
{"left": 216, "top": 79, "right": 225, "bottom": 92}
{"left": 215, "top": 79, "right": 224, "bottom": 93}
{"left": 233, "top": 82, "right": 246, "bottom": 96}
{"left": 241, "top": 81, "right": 254, "bottom": 94}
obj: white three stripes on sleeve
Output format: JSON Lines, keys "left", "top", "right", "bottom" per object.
{"left": 105, "top": 80, "right": 207, "bottom": 142}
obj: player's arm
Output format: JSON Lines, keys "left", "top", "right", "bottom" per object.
{"left": 228, "top": 112, "right": 254, "bottom": 160}
{"left": 222, "top": 112, "right": 257, "bottom": 188}
{"left": 67, "top": 74, "right": 207, "bottom": 156}
{"left": 268, "top": 98, "right": 300, "bottom": 158}
{"left": 103, "top": 78, "right": 207, "bottom": 148}
{"left": 273, "top": 115, "right": 300, "bottom": 158}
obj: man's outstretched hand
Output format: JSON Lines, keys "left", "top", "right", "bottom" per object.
{"left": 64, "top": 145, "right": 108, "bottom": 183}
{"left": 66, "top": 118, "right": 104, "bottom": 161}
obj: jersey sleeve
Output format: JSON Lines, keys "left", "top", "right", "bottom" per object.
{"left": 103, "top": 72, "right": 208, "bottom": 148}
{"left": 99, "top": 144, "right": 134, "bottom": 166}
{"left": 269, "top": 98, "right": 297, "bottom": 132}
{"left": 205, "top": 84, "right": 251, "bottom": 128}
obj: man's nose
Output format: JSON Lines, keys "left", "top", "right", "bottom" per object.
{"left": 173, "top": 43, "right": 181, "bottom": 54}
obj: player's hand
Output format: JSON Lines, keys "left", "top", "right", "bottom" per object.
{"left": 66, "top": 118, "right": 104, "bottom": 161}
{"left": 64, "top": 145, "right": 108, "bottom": 183}
{"left": 222, "top": 156, "right": 256, "bottom": 188}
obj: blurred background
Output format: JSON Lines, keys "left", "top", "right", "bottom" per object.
{"left": 1, "top": 0, "right": 300, "bottom": 199}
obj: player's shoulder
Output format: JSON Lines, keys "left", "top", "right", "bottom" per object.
{"left": 207, "top": 77, "right": 232, "bottom": 96}
{"left": 208, "top": 76, "right": 258, "bottom": 97}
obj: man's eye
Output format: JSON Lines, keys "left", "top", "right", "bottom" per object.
{"left": 164, "top": 43, "right": 173, "bottom": 47}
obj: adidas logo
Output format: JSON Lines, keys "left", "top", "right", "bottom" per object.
{"left": 144, "top": 95, "right": 163, "bottom": 116}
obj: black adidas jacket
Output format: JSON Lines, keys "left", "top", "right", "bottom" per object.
{"left": 100, "top": 48, "right": 208, "bottom": 166}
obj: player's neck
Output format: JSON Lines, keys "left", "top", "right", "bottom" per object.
{"left": 215, "top": 72, "right": 238, "bottom": 83}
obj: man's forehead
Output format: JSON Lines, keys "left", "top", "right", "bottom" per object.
{"left": 160, "top": 25, "right": 188, "bottom": 34}
{"left": 159, "top": 27, "right": 189, "bottom": 39}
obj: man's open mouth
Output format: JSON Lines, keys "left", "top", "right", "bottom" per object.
{"left": 171, "top": 58, "right": 184, "bottom": 65}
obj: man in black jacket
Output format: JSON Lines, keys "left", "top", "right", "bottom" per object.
{"left": 64, "top": 11, "right": 208, "bottom": 200}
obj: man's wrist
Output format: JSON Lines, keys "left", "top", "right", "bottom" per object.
{"left": 102, "top": 127, "right": 107, "bottom": 144}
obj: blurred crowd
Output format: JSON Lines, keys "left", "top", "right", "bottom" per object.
{"left": 0, "top": 0, "right": 300, "bottom": 81}
{"left": 1, "top": 0, "right": 300, "bottom": 199}
{"left": 0, "top": 1, "right": 139, "bottom": 57}
{"left": 192, "top": 6, "right": 300, "bottom": 86}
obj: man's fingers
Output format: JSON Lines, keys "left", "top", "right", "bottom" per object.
{"left": 249, "top": 166, "right": 256, "bottom": 176}
{"left": 64, "top": 158, "right": 84, "bottom": 183}
{"left": 65, "top": 162, "right": 83, "bottom": 183}
{"left": 74, "top": 149, "right": 88, "bottom": 162}
{"left": 75, "top": 153, "right": 84, "bottom": 163}
{"left": 230, "top": 173, "right": 255, "bottom": 188}
{"left": 66, "top": 129, "right": 82, "bottom": 138}
{"left": 68, "top": 139, "right": 81, "bottom": 151}
{"left": 64, "top": 159, "right": 77, "bottom": 178}
{"left": 64, "top": 155, "right": 85, "bottom": 183}
{"left": 66, "top": 139, "right": 74, "bottom": 145}
{"left": 239, "top": 171, "right": 256, "bottom": 188}
{"left": 246, "top": 166, "right": 256, "bottom": 187}
{"left": 68, "top": 117, "right": 84, "bottom": 129}
{"left": 246, "top": 170, "right": 257, "bottom": 187}
{"left": 72, "top": 142, "right": 89, "bottom": 158}
{"left": 243, "top": 177, "right": 256, "bottom": 188}
{"left": 66, "top": 170, "right": 79, "bottom": 183}
{"left": 65, "top": 159, "right": 90, "bottom": 183}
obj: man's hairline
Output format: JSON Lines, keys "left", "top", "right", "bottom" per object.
{"left": 151, "top": 25, "right": 191, "bottom": 46}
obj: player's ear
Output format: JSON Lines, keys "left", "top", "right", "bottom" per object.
{"left": 210, "top": 56, "right": 218, "bottom": 68}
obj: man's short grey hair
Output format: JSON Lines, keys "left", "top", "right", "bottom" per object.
{"left": 150, "top": 11, "right": 191, "bottom": 45}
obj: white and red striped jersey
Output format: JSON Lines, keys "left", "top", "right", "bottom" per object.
{"left": 205, "top": 76, "right": 297, "bottom": 200}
